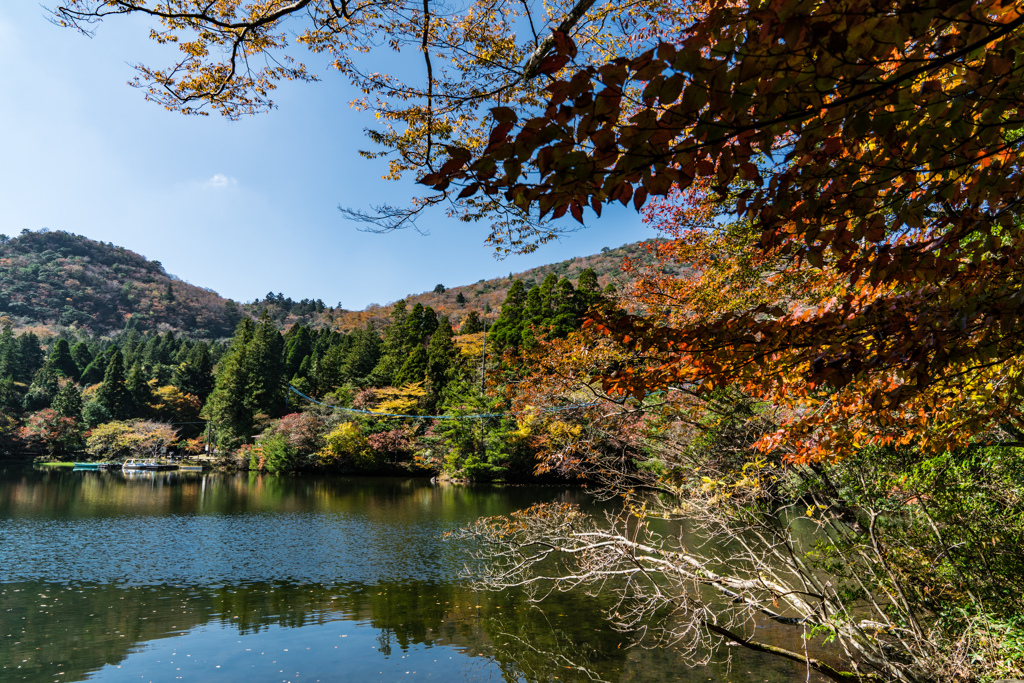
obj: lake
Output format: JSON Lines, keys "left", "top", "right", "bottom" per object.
{"left": 0, "top": 465, "right": 819, "bottom": 682}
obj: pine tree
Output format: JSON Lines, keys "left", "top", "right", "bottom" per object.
{"left": 70, "top": 341, "right": 94, "bottom": 375}
{"left": 576, "top": 267, "right": 602, "bottom": 314}
{"left": 425, "top": 318, "right": 460, "bottom": 407}
{"left": 283, "top": 326, "right": 313, "bottom": 378}
{"left": 539, "top": 272, "right": 559, "bottom": 318}
{"left": 395, "top": 346, "right": 428, "bottom": 386}
{"left": 158, "top": 330, "right": 178, "bottom": 364}
{"left": 96, "top": 348, "right": 133, "bottom": 420}
{"left": 15, "top": 333, "right": 45, "bottom": 383}
{"left": 142, "top": 335, "right": 162, "bottom": 367}
{"left": 0, "top": 322, "right": 15, "bottom": 379}
{"left": 550, "top": 278, "right": 580, "bottom": 339}
{"left": 22, "top": 365, "right": 60, "bottom": 412}
{"left": 47, "top": 339, "right": 80, "bottom": 380}
{"left": 207, "top": 318, "right": 255, "bottom": 446}
{"left": 342, "top": 322, "right": 382, "bottom": 386}
{"left": 371, "top": 300, "right": 412, "bottom": 386}
{"left": 79, "top": 353, "right": 109, "bottom": 386}
{"left": 488, "top": 280, "right": 528, "bottom": 351}
{"left": 524, "top": 285, "right": 546, "bottom": 335}
{"left": 52, "top": 382, "right": 83, "bottom": 420}
{"left": 243, "top": 312, "right": 285, "bottom": 419}
{"left": 126, "top": 362, "right": 152, "bottom": 415}
{"left": 460, "top": 311, "right": 483, "bottom": 334}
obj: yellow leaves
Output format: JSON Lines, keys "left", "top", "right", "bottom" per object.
{"left": 318, "top": 421, "right": 369, "bottom": 464}
{"left": 373, "top": 381, "right": 427, "bottom": 416}
{"left": 547, "top": 419, "right": 583, "bottom": 444}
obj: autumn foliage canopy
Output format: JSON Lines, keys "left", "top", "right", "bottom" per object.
{"left": 424, "top": 0, "right": 1024, "bottom": 460}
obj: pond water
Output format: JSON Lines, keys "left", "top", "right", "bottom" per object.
{"left": 0, "top": 465, "right": 818, "bottom": 682}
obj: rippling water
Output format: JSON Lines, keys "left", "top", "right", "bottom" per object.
{"left": 0, "top": 465, "right": 817, "bottom": 682}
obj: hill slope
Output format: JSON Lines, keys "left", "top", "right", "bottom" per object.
{"left": 0, "top": 230, "right": 242, "bottom": 337}
{"left": 0, "top": 229, "right": 664, "bottom": 336}
{"left": 328, "top": 240, "right": 667, "bottom": 333}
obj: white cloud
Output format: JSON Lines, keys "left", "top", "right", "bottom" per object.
{"left": 204, "top": 173, "right": 237, "bottom": 188}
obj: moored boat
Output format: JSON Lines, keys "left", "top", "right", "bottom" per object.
{"left": 122, "top": 458, "right": 176, "bottom": 471}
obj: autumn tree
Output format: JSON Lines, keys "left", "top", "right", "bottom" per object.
{"left": 17, "top": 408, "right": 84, "bottom": 456}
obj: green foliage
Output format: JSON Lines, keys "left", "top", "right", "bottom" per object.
{"left": 46, "top": 339, "right": 79, "bottom": 380}
{"left": 51, "top": 382, "right": 83, "bottom": 420}
{"left": 96, "top": 348, "right": 133, "bottom": 420}
{"left": 254, "top": 431, "right": 299, "bottom": 474}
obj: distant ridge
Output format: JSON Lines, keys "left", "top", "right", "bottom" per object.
{"left": 0, "top": 229, "right": 665, "bottom": 337}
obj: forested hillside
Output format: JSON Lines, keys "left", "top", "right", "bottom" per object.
{"left": 0, "top": 229, "right": 663, "bottom": 336}
{"left": 0, "top": 230, "right": 246, "bottom": 336}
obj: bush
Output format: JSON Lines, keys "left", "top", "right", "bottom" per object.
{"left": 318, "top": 421, "right": 375, "bottom": 469}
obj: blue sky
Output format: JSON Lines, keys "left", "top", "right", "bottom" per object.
{"left": 0, "top": 4, "right": 652, "bottom": 310}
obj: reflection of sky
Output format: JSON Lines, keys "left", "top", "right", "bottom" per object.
{"left": 90, "top": 618, "right": 500, "bottom": 683}
{"left": 0, "top": 472, "right": 541, "bottom": 585}
{"left": 0, "top": 470, "right": 824, "bottom": 683}
{"left": 0, "top": 4, "right": 652, "bottom": 311}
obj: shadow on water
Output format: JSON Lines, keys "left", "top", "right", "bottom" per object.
{"left": 0, "top": 466, "right": 826, "bottom": 682}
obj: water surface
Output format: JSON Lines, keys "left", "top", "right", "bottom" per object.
{"left": 0, "top": 465, "right": 818, "bottom": 682}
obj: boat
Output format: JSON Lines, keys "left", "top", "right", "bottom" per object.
{"left": 72, "top": 462, "right": 121, "bottom": 470}
{"left": 122, "top": 458, "right": 176, "bottom": 471}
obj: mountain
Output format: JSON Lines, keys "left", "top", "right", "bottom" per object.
{"left": 0, "top": 230, "right": 243, "bottom": 337}
{"left": 0, "top": 229, "right": 665, "bottom": 337}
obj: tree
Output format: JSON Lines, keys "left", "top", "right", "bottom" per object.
{"left": 49, "top": 0, "right": 1024, "bottom": 678}
{"left": 17, "top": 408, "right": 84, "bottom": 456}
{"left": 126, "top": 362, "right": 152, "bottom": 415}
{"left": 460, "top": 311, "right": 484, "bottom": 335}
{"left": 96, "top": 348, "right": 132, "bottom": 419}
{"left": 51, "top": 381, "right": 83, "bottom": 420}
{"left": 488, "top": 280, "right": 527, "bottom": 351}
{"left": 149, "top": 384, "right": 202, "bottom": 429}
{"left": 342, "top": 322, "right": 383, "bottom": 386}
{"left": 85, "top": 420, "right": 179, "bottom": 459}
{"left": 70, "top": 341, "right": 94, "bottom": 376}
{"left": 283, "top": 326, "right": 313, "bottom": 378}
{"left": 243, "top": 312, "right": 285, "bottom": 419}
{"left": 50, "top": 0, "right": 678, "bottom": 239}
{"left": 425, "top": 2, "right": 1024, "bottom": 457}
{"left": 425, "top": 317, "right": 460, "bottom": 406}
{"left": 207, "top": 318, "right": 256, "bottom": 447}
{"left": 173, "top": 342, "right": 214, "bottom": 400}
{"left": 46, "top": 339, "right": 80, "bottom": 380}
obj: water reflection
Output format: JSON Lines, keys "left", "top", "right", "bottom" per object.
{"left": 0, "top": 466, "right": 821, "bottom": 682}
{"left": 1, "top": 580, "right": 806, "bottom": 683}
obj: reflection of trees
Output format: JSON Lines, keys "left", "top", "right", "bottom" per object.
{"left": 3, "top": 469, "right": 595, "bottom": 520}
{"left": 4, "top": 575, "right": 812, "bottom": 683}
